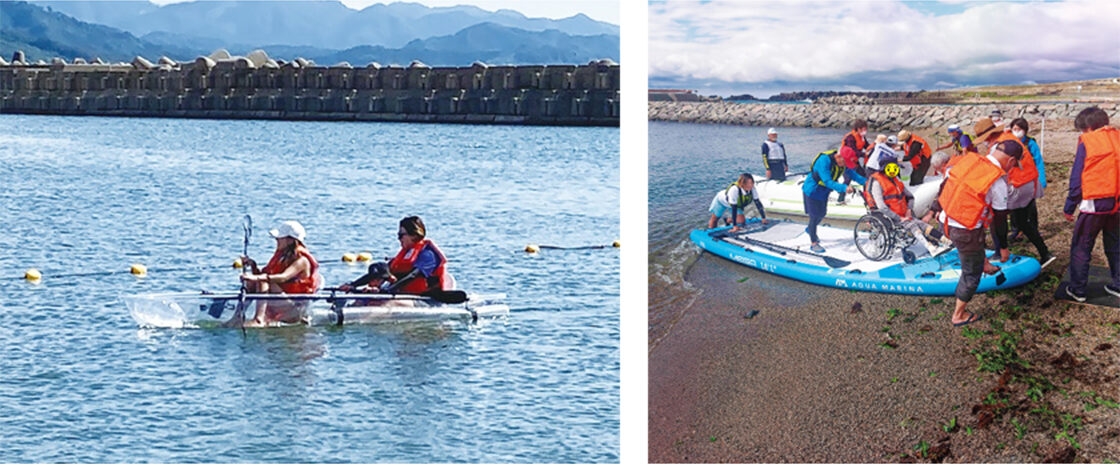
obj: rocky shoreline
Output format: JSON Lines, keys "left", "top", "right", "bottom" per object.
{"left": 648, "top": 101, "right": 1120, "bottom": 131}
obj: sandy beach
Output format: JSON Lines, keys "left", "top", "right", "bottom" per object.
{"left": 649, "top": 117, "right": 1120, "bottom": 462}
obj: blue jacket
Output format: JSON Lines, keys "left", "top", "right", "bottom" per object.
{"left": 1021, "top": 135, "right": 1046, "bottom": 190}
{"left": 803, "top": 152, "right": 864, "bottom": 200}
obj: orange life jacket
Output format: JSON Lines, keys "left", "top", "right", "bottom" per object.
{"left": 863, "top": 172, "right": 909, "bottom": 217}
{"left": 846, "top": 129, "right": 868, "bottom": 153}
{"left": 388, "top": 238, "right": 451, "bottom": 295}
{"left": 262, "top": 245, "right": 323, "bottom": 294}
{"left": 1079, "top": 126, "right": 1120, "bottom": 203}
{"left": 939, "top": 152, "right": 1005, "bottom": 229}
{"left": 903, "top": 134, "right": 932, "bottom": 163}
{"left": 997, "top": 130, "right": 1038, "bottom": 188}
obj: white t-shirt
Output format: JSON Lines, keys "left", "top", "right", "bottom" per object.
{"left": 867, "top": 145, "right": 899, "bottom": 171}
{"left": 939, "top": 154, "right": 1008, "bottom": 230}
{"left": 715, "top": 184, "right": 759, "bottom": 208}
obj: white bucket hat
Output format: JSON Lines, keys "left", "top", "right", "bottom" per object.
{"left": 269, "top": 220, "right": 307, "bottom": 242}
{"left": 767, "top": 128, "right": 778, "bottom": 135}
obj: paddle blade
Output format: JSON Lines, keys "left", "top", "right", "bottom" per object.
{"left": 428, "top": 290, "right": 469, "bottom": 304}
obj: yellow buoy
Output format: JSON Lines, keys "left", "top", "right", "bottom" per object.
{"left": 612, "top": 240, "right": 621, "bottom": 248}
{"left": 342, "top": 253, "right": 357, "bottom": 263}
{"left": 357, "top": 251, "right": 373, "bottom": 262}
{"left": 24, "top": 268, "right": 42, "bottom": 281}
{"left": 130, "top": 263, "right": 148, "bottom": 276}
{"left": 524, "top": 244, "right": 540, "bottom": 253}
{"left": 232, "top": 257, "right": 243, "bottom": 269}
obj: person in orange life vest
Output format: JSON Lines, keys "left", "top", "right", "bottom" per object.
{"left": 937, "top": 140, "right": 1023, "bottom": 327}
{"left": 384, "top": 216, "right": 456, "bottom": 295}
{"left": 1062, "top": 106, "right": 1120, "bottom": 302}
{"left": 898, "top": 130, "right": 932, "bottom": 186}
{"left": 863, "top": 162, "right": 944, "bottom": 256}
{"left": 991, "top": 118, "right": 1055, "bottom": 268}
{"left": 838, "top": 119, "right": 871, "bottom": 203}
{"left": 237, "top": 220, "right": 324, "bottom": 326}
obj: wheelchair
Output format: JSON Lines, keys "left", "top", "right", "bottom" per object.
{"left": 854, "top": 211, "right": 920, "bottom": 263}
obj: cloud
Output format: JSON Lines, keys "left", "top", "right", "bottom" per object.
{"left": 649, "top": 0, "right": 1120, "bottom": 94}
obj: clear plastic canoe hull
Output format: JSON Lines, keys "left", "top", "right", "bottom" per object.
{"left": 123, "top": 292, "right": 510, "bottom": 328}
{"left": 755, "top": 173, "right": 942, "bottom": 221}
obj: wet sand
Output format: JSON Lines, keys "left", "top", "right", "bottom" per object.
{"left": 650, "top": 119, "right": 1120, "bottom": 462}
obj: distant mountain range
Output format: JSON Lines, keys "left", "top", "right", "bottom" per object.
{"left": 33, "top": 0, "right": 618, "bottom": 50}
{"left": 1, "top": 1, "right": 618, "bottom": 66}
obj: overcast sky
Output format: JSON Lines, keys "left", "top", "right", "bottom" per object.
{"left": 649, "top": 0, "right": 1120, "bottom": 97}
{"left": 149, "top": 0, "right": 619, "bottom": 24}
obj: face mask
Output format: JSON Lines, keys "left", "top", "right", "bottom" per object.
{"left": 1012, "top": 130, "right": 1025, "bottom": 139}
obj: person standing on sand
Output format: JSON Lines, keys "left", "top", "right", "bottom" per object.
{"left": 761, "top": 128, "right": 789, "bottom": 181}
{"left": 709, "top": 173, "right": 768, "bottom": 231}
{"left": 1062, "top": 106, "right": 1120, "bottom": 302}
{"left": 938, "top": 140, "right": 1024, "bottom": 326}
{"left": 802, "top": 149, "right": 859, "bottom": 253}
{"left": 898, "top": 130, "right": 932, "bottom": 186}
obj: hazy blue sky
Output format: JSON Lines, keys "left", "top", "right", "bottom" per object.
{"left": 149, "top": 0, "right": 619, "bottom": 24}
{"left": 649, "top": 0, "right": 1120, "bottom": 97}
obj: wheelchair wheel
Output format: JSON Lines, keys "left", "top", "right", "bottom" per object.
{"left": 854, "top": 214, "right": 893, "bottom": 261}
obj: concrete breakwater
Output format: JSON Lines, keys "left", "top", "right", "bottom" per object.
{"left": 649, "top": 101, "right": 1120, "bottom": 130}
{"left": 0, "top": 50, "right": 619, "bottom": 126}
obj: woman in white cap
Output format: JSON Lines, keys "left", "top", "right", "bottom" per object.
{"left": 238, "top": 220, "right": 324, "bottom": 326}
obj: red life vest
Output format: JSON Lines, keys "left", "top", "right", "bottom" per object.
{"left": 997, "top": 130, "right": 1038, "bottom": 188}
{"left": 863, "top": 172, "right": 909, "bottom": 217}
{"left": 939, "top": 153, "right": 1005, "bottom": 229}
{"left": 903, "top": 134, "right": 932, "bottom": 163}
{"left": 262, "top": 245, "right": 323, "bottom": 294}
{"left": 388, "top": 238, "right": 452, "bottom": 295}
{"left": 1080, "top": 126, "right": 1120, "bottom": 204}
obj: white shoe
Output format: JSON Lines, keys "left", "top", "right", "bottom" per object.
{"left": 1105, "top": 285, "right": 1120, "bottom": 298}
{"left": 1065, "top": 286, "right": 1087, "bottom": 303}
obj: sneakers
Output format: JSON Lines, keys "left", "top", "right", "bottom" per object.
{"left": 1105, "top": 285, "right": 1120, "bottom": 298}
{"left": 1038, "top": 253, "right": 1057, "bottom": 269}
{"left": 1065, "top": 286, "right": 1087, "bottom": 303}
{"left": 810, "top": 243, "right": 827, "bottom": 253}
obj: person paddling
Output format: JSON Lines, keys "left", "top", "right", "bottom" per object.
{"left": 384, "top": 216, "right": 456, "bottom": 295}
{"left": 234, "top": 220, "right": 323, "bottom": 326}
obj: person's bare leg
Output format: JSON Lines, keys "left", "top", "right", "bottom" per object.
{"left": 245, "top": 281, "right": 277, "bottom": 327}
{"left": 951, "top": 299, "right": 970, "bottom": 325}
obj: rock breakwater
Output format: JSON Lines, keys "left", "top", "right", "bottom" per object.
{"left": 649, "top": 101, "right": 1120, "bottom": 130}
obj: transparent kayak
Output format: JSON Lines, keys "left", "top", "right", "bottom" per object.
{"left": 122, "top": 291, "right": 509, "bottom": 328}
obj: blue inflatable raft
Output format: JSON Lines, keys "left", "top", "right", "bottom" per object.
{"left": 691, "top": 219, "right": 1041, "bottom": 296}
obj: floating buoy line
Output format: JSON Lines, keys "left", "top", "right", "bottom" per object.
{"left": 14, "top": 241, "right": 618, "bottom": 282}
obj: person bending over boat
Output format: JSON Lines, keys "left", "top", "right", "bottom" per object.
{"left": 937, "top": 140, "right": 1023, "bottom": 327}
{"left": 863, "top": 162, "right": 945, "bottom": 256}
{"left": 236, "top": 220, "right": 323, "bottom": 326}
{"left": 708, "top": 173, "right": 768, "bottom": 231}
{"left": 898, "top": 130, "right": 932, "bottom": 186}
{"left": 802, "top": 149, "right": 861, "bottom": 253}
{"left": 866, "top": 134, "right": 900, "bottom": 175}
{"left": 936, "top": 124, "right": 976, "bottom": 158}
{"left": 761, "top": 128, "right": 789, "bottom": 181}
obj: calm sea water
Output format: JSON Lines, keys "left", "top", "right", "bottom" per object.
{"left": 647, "top": 121, "right": 847, "bottom": 344}
{"left": 0, "top": 115, "right": 619, "bottom": 462}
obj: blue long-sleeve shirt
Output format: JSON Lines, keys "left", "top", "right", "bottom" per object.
{"left": 803, "top": 154, "right": 864, "bottom": 200}
{"left": 1021, "top": 136, "right": 1046, "bottom": 190}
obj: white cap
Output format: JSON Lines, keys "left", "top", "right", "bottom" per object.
{"left": 269, "top": 220, "right": 307, "bottom": 242}
{"left": 886, "top": 135, "right": 898, "bottom": 145}
{"left": 767, "top": 128, "right": 778, "bottom": 135}
{"left": 947, "top": 124, "right": 960, "bottom": 132}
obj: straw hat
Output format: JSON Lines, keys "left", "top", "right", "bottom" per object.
{"left": 973, "top": 118, "right": 997, "bottom": 139}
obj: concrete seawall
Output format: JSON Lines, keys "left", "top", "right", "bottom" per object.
{"left": 648, "top": 101, "right": 1120, "bottom": 130}
{"left": 0, "top": 50, "right": 620, "bottom": 126}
